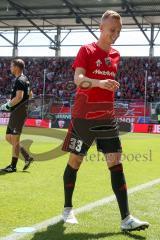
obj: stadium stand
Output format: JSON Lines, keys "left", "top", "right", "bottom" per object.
{"left": 0, "top": 57, "right": 160, "bottom": 102}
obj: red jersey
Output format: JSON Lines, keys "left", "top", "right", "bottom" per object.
{"left": 72, "top": 42, "right": 120, "bottom": 119}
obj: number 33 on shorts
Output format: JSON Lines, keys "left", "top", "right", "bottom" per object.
{"left": 69, "top": 138, "right": 83, "bottom": 152}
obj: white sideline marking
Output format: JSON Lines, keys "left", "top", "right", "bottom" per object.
{"left": 1, "top": 178, "right": 160, "bottom": 240}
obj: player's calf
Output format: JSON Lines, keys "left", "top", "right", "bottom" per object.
{"left": 20, "top": 146, "right": 34, "bottom": 171}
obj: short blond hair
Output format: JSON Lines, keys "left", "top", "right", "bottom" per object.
{"left": 101, "top": 10, "right": 122, "bottom": 23}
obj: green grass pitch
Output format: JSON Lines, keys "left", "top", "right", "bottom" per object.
{"left": 0, "top": 125, "right": 160, "bottom": 239}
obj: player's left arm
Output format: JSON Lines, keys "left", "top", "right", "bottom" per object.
{"left": 29, "top": 90, "right": 33, "bottom": 99}
{"left": 10, "top": 90, "right": 24, "bottom": 106}
{"left": 0, "top": 90, "right": 24, "bottom": 111}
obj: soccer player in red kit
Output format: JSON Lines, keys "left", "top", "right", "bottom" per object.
{"left": 62, "top": 10, "right": 149, "bottom": 231}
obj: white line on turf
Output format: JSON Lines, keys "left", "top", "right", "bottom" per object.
{"left": 1, "top": 178, "right": 160, "bottom": 240}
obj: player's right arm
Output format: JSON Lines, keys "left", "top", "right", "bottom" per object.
{"left": 29, "top": 90, "right": 33, "bottom": 99}
{"left": 74, "top": 67, "right": 120, "bottom": 91}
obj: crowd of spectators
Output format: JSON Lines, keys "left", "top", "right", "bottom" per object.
{"left": 0, "top": 57, "right": 160, "bottom": 103}
{"left": 116, "top": 57, "right": 160, "bottom": 102}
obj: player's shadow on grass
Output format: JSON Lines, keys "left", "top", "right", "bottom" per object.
{"left": 0, "top": 170, "right": 16, "bottom": 175}
{"left": 0, "top": 170, "right": 30, "bottom": 175}
{"left": 30, "top": 221, "right": 146, "bottom": 240}
{"left": 0, "top": 171, "right": 9, "bottom": 175}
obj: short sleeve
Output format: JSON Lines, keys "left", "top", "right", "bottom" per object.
{"left": 72, "top": 46, "right": 89, "bottom": 70}
{"left": 114, "top": 51, "right": 121, "bottom": 70}
{"left": 117, "top": 52, "right": 120, "bottom": 64}
{"left": 16, "top": 80, "right": 25, "bottom": 91}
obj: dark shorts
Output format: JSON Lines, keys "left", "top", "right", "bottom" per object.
{"left": 6, "top": 108, "right": 27, "bottom": 135}
{"left": 62, "top": 118, "right": 122, "bottom": 156}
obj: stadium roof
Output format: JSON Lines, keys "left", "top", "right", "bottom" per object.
{"left": 0, "top": 0, "right": 160, "bottom": 30}
{"left": 0, "top": 0, "right": 159, "bottom": 57}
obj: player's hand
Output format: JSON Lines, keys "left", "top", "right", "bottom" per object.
{"left": 0, "top": 102, "right": 11, "bottom": 111}
{"left": 98, "top": 79, "right": 120, "bottom": 91}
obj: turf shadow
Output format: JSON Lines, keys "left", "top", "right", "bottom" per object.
{"left": 0, "top": 170, "right": 16, "bottom": 175}
{"left": 30, "top": 221, "right": 146, "bottom": 240}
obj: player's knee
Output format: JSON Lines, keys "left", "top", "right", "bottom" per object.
{"left": 105, "top": 152, "right": 122, "bottom": 168}
{"left": 13, "top": 141, "right": 20, "bottom": 147}
{"left": 12, "top": 138, "right": 20, "bottom": 148}
{"left": 5, "top": 135, "right": 11, "bottom": 143}
{"left": 68, "top": 153, "right": 84, "bottom": 169}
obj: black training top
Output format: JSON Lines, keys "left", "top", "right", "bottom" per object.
{"left": 11, "top": 74, "right": 30, "bottom": 111}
